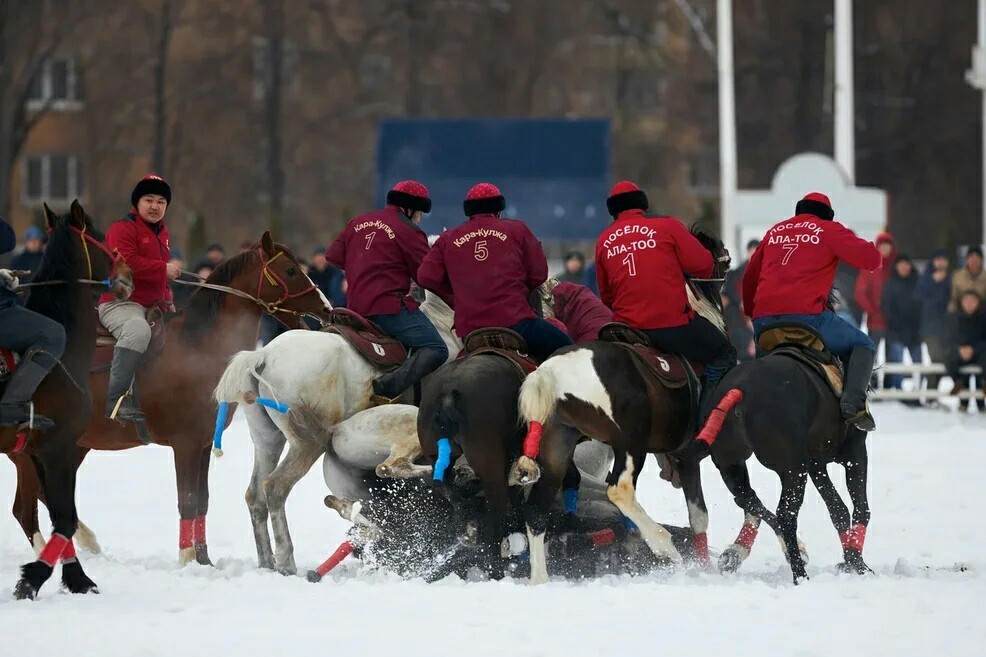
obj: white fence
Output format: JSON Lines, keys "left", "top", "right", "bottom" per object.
{"left": 872, "top": 363, "right": 984, "bottom": 401}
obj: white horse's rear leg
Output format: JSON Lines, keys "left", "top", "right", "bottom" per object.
{"left": 376, "top": 431, "right": 429, "bottom": 479}
{"left": 244, "top": 403, "right": 286, "bottom": 570}
{"left": 606, "top": 455, "right": 682, "bottom": 564}
{"left": 265, "top": 439, "right": 324, "bottom": 575}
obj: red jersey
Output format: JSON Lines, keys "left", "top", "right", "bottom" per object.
{"left": 742, "top": 215, "right": 881, "bottom": 318}
{"left": 417, "top": 214, "right": 547, "bottom": 337}
{"left": 99, "top": 211, "right": 172, "bottom": 308}
{"left": 326, "top": 206, "right": 429, "bottom": 317}
{"left": 595, "top": 210, "right": 713, "bottom": 329}
{"left": 551, "top": 282, "right": 613, "bottom": 343}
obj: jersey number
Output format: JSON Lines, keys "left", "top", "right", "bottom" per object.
{"left": 474, "top": 240, "right": 489, "bottom": 262}
{"left": 364, "top": 231, "right": 376, "bottom": 250}
{"left": 781, "top": 243, "right": 799, "bottom": 265}
{"left": 622, "top": 252, "right": 637, "bottom": 277}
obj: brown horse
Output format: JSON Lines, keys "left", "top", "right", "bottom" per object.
{"left": 10, "top": 231, "right": 331, "bottom": 566}
{"left": 5, "top": 201, "right": 133, "bottom": 599}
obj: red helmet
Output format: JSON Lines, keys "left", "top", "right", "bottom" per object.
{"left": 387, "top": 180, "right": 432, "bottom": 213}
{"left": 463, "top": 183, "right": 506, "bottom": 216}
{"left": 795, "top": 192, "right": 834, "bottom": 220}
{"left": 606, "top": 180, "right": 649, "bottom": 217}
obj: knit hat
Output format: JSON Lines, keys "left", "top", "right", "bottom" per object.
{"left": 876, "top": 232, "right": 895, "bottom": 246}
{"left": 464, "top": 183, "right": 506, "bottom": 216}
{"left": 795, "top": 192, "right": 834, "bottom": 220}
{"left": 24, "top": 226, "right": 44, "bottom": 242}
{"left": 386, "top": 180, "right": 432, "bottom": 214}
{"left": 131, "top": 174, "right": 172, "bottom": 207}
{"left": 968, "top": 245, "right": 984, "bottom": 259}
{"left": 606, "top": 180, "right": 649, "bottom": 217}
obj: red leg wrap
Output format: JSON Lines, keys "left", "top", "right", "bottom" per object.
{"left": 735, "top": 522, "right": 759, "bottom": 551}
{"left": 522, "top": 421, "right": 544, "bottom": 459}
{"left": 315, "top": 541, "right": 354, "bottom": 577}
{"left": 839, "top": 523, "right": 867, "bottom": 552}
{"left": 696, "top": 388, "right": 744, "bottom": 446}
{"left": 39, "top": 533, "right": 69, "bottom": 567}
{"left": 179, "top": 519, "right": 194, "bottom": 550}
{"left": 692, "top": 532, "right": 710, "bottom": 564}
{"left": 12, "top": 431, "right": 27, "bottom": 453}
{"left": 61, "top": 538, "right": 77, "bottom": 562}
{"left": 192, "top": 515, "right": 207, "bottom": 546}
{"left": 589, "top": 529, "right": 616, "bottom": 547}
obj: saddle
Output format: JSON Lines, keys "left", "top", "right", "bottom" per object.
{"left": 756, "top": 323, "right": 844, "bottom": 397}
{"left": 597, "top": 323, "right": 691, "bottom": 390}
{"left": 457, "top": 328, "right": 538, "bottom": 379}
{"left": 92, "top": 307, "right": 167, "bottom": 372}
{"left": 321, "top": 308, "right": 407, "bottom": 368}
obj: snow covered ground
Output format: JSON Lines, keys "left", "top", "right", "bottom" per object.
{"left": 1, "top": 404, "right": 983, "bottom": 657}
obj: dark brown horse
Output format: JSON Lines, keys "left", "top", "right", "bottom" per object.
{"left": 10, "top": 232, "right": 331, "bottom": 566}
{"left": 5, "top": 201, "right": 133, "bottom": 599}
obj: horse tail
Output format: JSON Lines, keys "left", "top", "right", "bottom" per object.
{"left": 214, "top": 349, "right": 267, "bottom": 404}
{"left": 518, "top": 366, "right": 557, "bottom": 427}
{"left": 695, "top": 387, "right": 744, "bottom": 447}
{"left": 433, "top": 388, "right": 466, "bottom": 440}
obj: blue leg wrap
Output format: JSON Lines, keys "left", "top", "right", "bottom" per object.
{"left": 563, "top": 488, "right": 579, "bottom": 514}
{"left": 212, "top": 401, "right": 229, "bottom": 451}
{"left": 622, "top": 516, "right": 638, "bottom": 531}
{"left": 255, "top": 397, "right": 290, "bottom": 413}
{"left": 433, "top": 438, "right": 451, "bottom": 482}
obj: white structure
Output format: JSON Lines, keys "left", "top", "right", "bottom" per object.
{"left": 834, "top": 0, "right": 855, "bottom": 183}
{"left": 734, "top": 152, "right": 887, "bottom": 248}
{"left": 716, "top": 0, "right": 738, "bottom": 259}
{"left": 966, "top": 0, "right": 986, "bottom": 248}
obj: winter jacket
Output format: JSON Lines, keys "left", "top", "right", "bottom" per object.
{"left": 854, "top": 234, "right": 896, "bottom": 332}
{"left": 948, "top": 267, "right": 986, "bottom": 312}
{"left": 945, "top": 309, "right": 986, "bottom": 355}
{"left": 743, "top": 216, "right": 881, "bottom": 319}
{"left": 595, "top": 209, "right": 712, "bottom": 329}
{"left": 326, "top": 206, "right": 428, "bottom": 317}
{"left": 417, "top": 213, "right": 547, "bottom": 338}
{"left": 99, "top": 211, "right": 172, "bottom": 308}
{"left": 9, "top": 250, "right": 44, "bottom": 281}
{"left": 0, "top": 219, "right": 17, "bottom": 308}
{"left": 915, "top": 264, "right": 951, "bottom": 339}
{"left": 880, "top": 269, "right": 922, "bottom": 345}
{"left": 309, "top": 264, "right": 346, "bottom": 308}
{"left": 582, "top": 262, "right": 600, "bottom": 296}
{"left": 551, "top": 282, "right": 613, "bottom": 344}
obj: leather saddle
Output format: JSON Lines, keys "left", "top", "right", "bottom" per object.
{"left": 458, "top": 328, "right": 538, "bottom": 378}
{"left": 321, "top": 308, "right": 407, "bottom": 368}
{"left": 597, "top": 323, "right": 692, "bottom": 390}
{"left": 756, "top": 323, "right": 844, "bottom": 397}
{"left": 92, "top": 307, "right": 167, "bottom": 372}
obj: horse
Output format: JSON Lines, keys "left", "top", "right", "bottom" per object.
{"left": 506, "top": 224, "right": 731, "bottom": 583}
{"left": 5, "top": 201, "right": 133, "bottom": 600}
{"left": 212, "top": 290, "right": 459, "bottom": 574}
{"left": 10, "top": 231, "right": 329, "bottom": 566}
{"left": 677, "top": 326, "right": 871, "bottom": 584}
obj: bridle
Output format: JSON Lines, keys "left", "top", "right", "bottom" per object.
{"left": 16, "top": 224, "right": 128, "bottom": 291}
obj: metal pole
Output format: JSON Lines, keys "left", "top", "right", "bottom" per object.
{"left": 717, "top": 0, "right": 738, "bottom": 259}
{"left": 967, "top": 0, "right": 986, "bottom": 248}
{"left": 834, "top": 0, "right": 855, "bottom": 183}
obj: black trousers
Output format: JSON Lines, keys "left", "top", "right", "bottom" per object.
{"left": 643, "top": 315, "right": 737, "bottom": 371}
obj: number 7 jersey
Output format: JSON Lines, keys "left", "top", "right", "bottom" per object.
{"left": 594, "top": 209, "right": 714, "bottom": 329}
{"left": 741, "top": 213, "right": 881, "bottom": 319}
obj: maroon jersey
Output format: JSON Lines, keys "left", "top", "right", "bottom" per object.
{"left": 417, "top": 213, "right": 548, "bottom": 337}
{"left": 551, "top": 282, "right": 613, "bottom": 344}
{"left": 326, "top": 206, "right": 429, "bottom": 316}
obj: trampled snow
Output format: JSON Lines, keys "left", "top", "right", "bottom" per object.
{"left": 1, "top": 404, "right": 982, "bottom": 657}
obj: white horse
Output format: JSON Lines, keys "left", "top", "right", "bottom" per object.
{"left": 213, "top": 291, "right": 460, "bottom": 574}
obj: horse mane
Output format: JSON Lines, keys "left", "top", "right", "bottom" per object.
{"left": 25, "top": 214, "right": 102, "bottom": 329}
{"left": 419, "top": 291, "right": 462, "bottom": 352}
{"left": 181, "top": 249, "right": 261, "bottom": 342}
{"left": 687, "top": 222, "right": 728, "bottom": 334}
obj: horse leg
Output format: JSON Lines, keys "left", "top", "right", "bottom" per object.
{"left": 10, "top": 452, "right": 44, "bottom": 554}
{"left": 27, "top": 447, "right": 100, "bottom": 555}
{"left": 173, "top": 443, "right": 206, "bottom": 566}
{"left": 244, "top": 404, "right": 285, "bottom": 570}
{"left": 717, "top": 462, "right": 779, "bottom": 573}
{"left": 606, "top": 454, "right": 682, "bottom": 566}
{"left": 807, "top": 459, "right": 853, "bottom": 559}
{"left": 776, "top": 470, "right": 809, "bottom": 583}
{"left": 839, "top": 433, "right": 872, "bottom": 574}
{"left": 675, "top": 456, "right": 711, "bottom": 567}
{"left": 467, "top": 442, "right": 511, "bottom": 581}
{"left": 376, "top": 431, "right": 429, "bottom": 479}
{"left": 192, "top": 444, "right": 213, "bottom": 566}
{"left": 265, "top": 440, "right": 324, "bottom": 575}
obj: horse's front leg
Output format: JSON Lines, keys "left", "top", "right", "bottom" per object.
{"left": 192, "top": 443, "right": 214, "bottom": 565}
{"left": 174, "top": 442, "right": 207, "bottom": 566}
{"left": 10, "top": 451, "right": 43, "bottom": 553}
{"left": 839, "top": 432, "right": 872, "bottom": 574}
{"left": 606, "top": 454, "right": 682, "bottom": 567}
{"left": 675, "top": 456, "right": 711, "bottom": 567}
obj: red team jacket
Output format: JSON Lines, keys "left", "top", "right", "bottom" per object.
{"left": 742, "top": 215, "right": 882, "bottom": 318}
{"left": 326, "top": 206, "right": 429, "bottom": 317}
{"left": 417, "top": 213, "right": 548, "bottom": 337}
{"left": 551, "top": 282, "right": 613, "bottom": 343}
{"left": 595, "top": 209, "right": 713, "bottom": 329}
{"left": 99, "top": 211, "right": 172, "bottom": 308}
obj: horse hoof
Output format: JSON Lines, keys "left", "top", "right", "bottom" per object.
{"left": 718, "top": 545, "right": 745, "bottom": 573}
{"left": 792, "top": 570, "right": 810, "bottom": 585}
{"left": 838, "top": 548, "right": 873, "bottom": 575}
{"left": 306, "top": 570, "right": 323, "bottom": 583}
{"left": 61, "top": 561, "right": 99, "bottom": 595}
{"left": 276, "top": 565, "right": 297, "bottom": 577}
{"left": 508, "top": 456, "right": 541, "bottom": 486}
{"left": 194, "top": 544, "right": 214, "bottom": 567}
{"left": 13, "top": 579, "right": 39, "bottom": 601}
{"left": 13, "top": 561, "right": 52, "bottom": 600}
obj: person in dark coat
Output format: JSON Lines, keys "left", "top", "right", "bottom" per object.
{"left": 309, "top": 246, "right": 346, "bottom": 307}
{"left": 944, "top": 290, "right": 986, "bottom": 396}
{"left": 582, "top": 261, "right": 599, "bottom": 296}
{"left": 880, "top": 254, "right": 923, "bottom": 390}
{"left": 557, "top": 251, "right": 586, "bottom": 284}
{"left": 9, "top": 226, "right": 45, "bottom": 281}
{"left": 915, "top": 249, "right": 951, "bottom": 389}
{"left": 724, "top": 239, "right": 759, "bottom": 361}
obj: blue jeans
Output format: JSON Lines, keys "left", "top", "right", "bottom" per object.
{"left": 369, "top": 307, "right": 449, "bottom": 360}
{"left": 753, "top": 311, "right": 874, "bottom": 362}
{"left": 510, "top": 317, "right": 574, "bottom": 362}
{"left": 885, "top": 341, "right": 923, "bottom": 389}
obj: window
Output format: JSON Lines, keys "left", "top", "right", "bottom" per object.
{"left": 22, "top": 154, "right": 84, "bottom": 203}
{"left": 26, "top": 56, "right": 84, "bottom": 110}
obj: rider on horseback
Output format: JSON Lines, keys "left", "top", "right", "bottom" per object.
{"left": 327, "top": 180, "right": 448, "bottom": 404}
{"left": 594, "top": 181, "right": 737, "bottom": 416}
{"left": 99, "top": 175, "right": 180, "bottom": 425}
{"left": 0, "top": 218, "right": 66, "bottom": 430}
{"left": 417, "top": 183, "right": 573, "bottom": 362}
{"left": 742, "top": 192, "right": 882, "bottom": 431}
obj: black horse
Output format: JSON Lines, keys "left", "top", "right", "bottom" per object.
{"left": 683, "top": 331, "right": 872, "bottom": 584}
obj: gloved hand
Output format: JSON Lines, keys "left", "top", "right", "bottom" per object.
{"left": 0, "top": 269, "right": 19, "bottom": 291}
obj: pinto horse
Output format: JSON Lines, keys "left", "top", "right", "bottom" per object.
{"left": 5, "top": 201, "right": 133, "bottom": 599}
{"left": 10, "top": 232, "right": 330, "bottom": 566}
{"left": 508, "top": 225, "right": 730, "bottom": 583}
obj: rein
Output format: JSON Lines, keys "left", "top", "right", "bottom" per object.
{"left": 15, "top": 226, "right": 126, "bottom": 291}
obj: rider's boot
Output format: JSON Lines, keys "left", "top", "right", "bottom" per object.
{"left": 105, "top": 346, "right": 146, "bottom": 423}
{"left": 840, "top": 346, "right": 876, "bottom": 432}
{"left": 0, "top": 353, "right": 55, "bottom": 430}
{"left": 370, "top": 347, "right": 447, "bottom": 405}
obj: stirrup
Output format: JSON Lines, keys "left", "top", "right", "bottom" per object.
{"left": 842, "top": 407, "right": 875, "bottom": 432}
